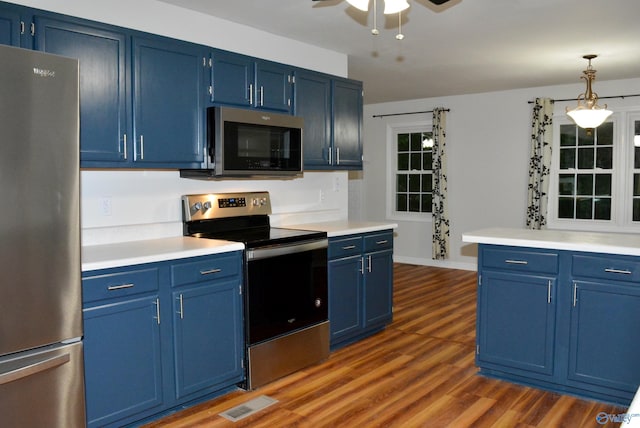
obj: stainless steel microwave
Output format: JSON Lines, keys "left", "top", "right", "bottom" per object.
{"left": 180, "top": 106, "right": 304, "bottom": 179}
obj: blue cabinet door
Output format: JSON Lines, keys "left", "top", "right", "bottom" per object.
{"left": 255, "top": 60, "right": 292, "bottom": 112}
{"left": 0, "top": 7, "right": 21, "bottom": 47}
{"left": 295, "top": 70, "right": 331, "bottom": 168}
{"left": 364, "top": 249, "right": 393, "bottom": 327}
{"left": 331, "top": 78, "right": 363, "bottom": 169}
{"left": 328, "top": 255, "right": 363, "bottom": 343}
{"left": 172, "top": 279, "right": 243, "bottom": 400}
{"left": 83, "top": 296, "right": 163, "bottom": 428}
{"left": 133, "top": 36, "right": 205, "bottom": 167}
{"left": 477, "top": 270, "right": 556, "bottom": 377}
{"left": 210, "top": 50, "right": 253, "bottom": 107}
{"left": 568, "top": 280, "right": 640, "bottom": 393}
{"left": 33, "top": 16, "right": 129, "bottom": 164}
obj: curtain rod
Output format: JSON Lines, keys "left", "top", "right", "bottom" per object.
{"left": 527, "top": 94, "right": 640, "bottom": 104}
{"left": 372, "top": 108, "right": 450, "bottom": 118}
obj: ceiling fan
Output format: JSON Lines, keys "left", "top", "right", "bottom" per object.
{"left": 312, "top": 0, "right": 452, "bottom": 39}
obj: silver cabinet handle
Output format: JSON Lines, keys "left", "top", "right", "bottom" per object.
{"left": 547, "top": 280, "right": 552, "bottom": 304}
{"left": 505, "top": 259, "right": 528, "bottom": 265}
{"left": 139, "top": 135, "right": 145, "bottom": 160}
{"left": 0, "top": 353, "right": 70, "bottom": 386}
{"left": 367, "top": 254, "right": 372, "bottom": 273}
{"left": 341, "top": 245, "right": 356, "bottom": 250}
{"left": 177, "top": 294, "right": 184, "bottom": 319}
{"left": 573, "top": 283, "right": 578, "bottom": 307}
{"left": 376, "top": 240, "right": 388, "bottom": 245}
{"left": 260, "top": 86, "right": 264, "bottom": 106}
{"left": 107, "top": 283, "right": 134, "bottom": 291}
{"left": 336, "top": 147, "right": 340, "bottom": 165}
{"left": 123, "top": 133, "right": 127, "bottom": 160}
{"left": 604, "top": 268, "right": 632, "bottom": 275}
{"left": 328, "top": 147, "right": 332, "bottom": 165}
{"left": 359, "top": 257, "right": 364, "bottom": 274}
{"left": 200, "top": 268, "right": 222, "bottom": 275}
{"left": 153, "top": 298, "right": 160, "bottom": 325}
{"left": 249, "top": 83, "right": 253, "bottom": 105}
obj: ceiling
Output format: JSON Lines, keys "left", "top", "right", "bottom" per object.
{"left": 159, "top": 0, "right": 640, "bottom": 104}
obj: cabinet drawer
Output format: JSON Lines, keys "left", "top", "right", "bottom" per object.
{"left": 482, "top": 246, "right": 558, "bottom": 274}
{"left": 364, "top": 231, "right": 393, "bottom": 253}
{"left": 572, "top": 254, "right": 640, "bottom": 283}
{"left": 329, "top": 236, "right": 363, "bottom": 259}
{"left": 82, "top": 267, "right": 159, "bottom": 303}
{"left": 171, "top": 253, "right": 240, "bottom": 287}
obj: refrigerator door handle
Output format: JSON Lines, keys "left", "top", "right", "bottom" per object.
{"left": 0, "top": 353, "right": 70, "bottom": 386}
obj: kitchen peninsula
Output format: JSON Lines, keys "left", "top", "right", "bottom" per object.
{"left": 462, "top": 227, "right": 640, "bottom": 406}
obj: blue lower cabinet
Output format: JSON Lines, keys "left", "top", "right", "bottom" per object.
{"left": 83, "top": 296, "right": 163, "bottom": 427}
{"left": 477, "top": 244, "right": 640, "bottom": 406}
{"left": 328, "top": 231, "right": 393, "bottom": 349}
{"left": 82, "top": 251, "right": 244, "bottom": 427}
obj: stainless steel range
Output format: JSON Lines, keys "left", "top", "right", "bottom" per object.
{"left": 182, "top": 192, "right": 329, "bottom": 389}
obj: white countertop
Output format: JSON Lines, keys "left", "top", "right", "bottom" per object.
{"left": 462, "top": 227, "right": 640, "bottom": 257}
{"left": 286, "top": 220, "right": 398, "bottom": 237}
{"left": 82, "top": 237, "right": 244, "bottom": 272}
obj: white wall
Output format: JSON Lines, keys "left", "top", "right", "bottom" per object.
{"left": 5, "top": 0, "right": 351, "bottom": 246}
{"left": 360, "top": 78, "right": 640, "bottom": 270}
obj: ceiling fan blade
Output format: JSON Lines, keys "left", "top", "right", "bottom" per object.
{"left": 428, "top": 0, "right": 451, "bottom": 4}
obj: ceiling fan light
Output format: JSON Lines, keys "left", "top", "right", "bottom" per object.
{"left": 566, "top": 107, "right": 612, "bottom": 129}
{"left": 383, "top": 0, "right": 409, "bottom": 14}
{"left": 346, "top": 0, "right": 370, "bottom": 11}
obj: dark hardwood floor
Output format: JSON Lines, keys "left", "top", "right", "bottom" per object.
{"left": 144, "top": 264, "right": 627, "bottom": 427}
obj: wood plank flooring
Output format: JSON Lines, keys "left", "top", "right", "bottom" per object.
{"left": 145, "top": 264, "right": 627, "bottom": 427}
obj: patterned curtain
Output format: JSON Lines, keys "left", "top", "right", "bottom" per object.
{"left": 526, "top": 98, "right": 554, "bottom": 229}
{"left": 432, "top": 108, "right": 450, "bottom": 260}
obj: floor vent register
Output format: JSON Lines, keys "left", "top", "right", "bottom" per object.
{"left": 219, "top": 395, "right": 278, "bottom": 422}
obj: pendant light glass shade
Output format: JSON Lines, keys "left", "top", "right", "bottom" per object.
{"left": 566, "top": 55, "right": 612, "bottom": 130}
{"left": 383, "top": 0, "right": 409, "bottom": 14}
{"left": 566, "top": 108, "right": 612, "bottom": 129}
{"left": 345, "top": 0, "right": 370, "bottom": 11}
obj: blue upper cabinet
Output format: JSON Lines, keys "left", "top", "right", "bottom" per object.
{"left": 33, "top": 16, "right": 130, "bottom": 164}
{"left": 331, "top": 77, "right": 363, "bottom": 169}
{"left": 133, "top": 36, "right": 206, "bottom": 167}
{"left": 209, "top": 50, "right": 293, "bottom": 113}
{"left": 254, "top": 60, "right": 293, "bottom": 113}
{"left": 209, "top": 50, "right": 254, "bottom": 108}
{"left": 0, "top": 6, "right": 21, "bottom": 47}
{"left": 294, "top": 70, "right": 331, "bottom": 168}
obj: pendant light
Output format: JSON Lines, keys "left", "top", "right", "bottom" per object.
{"left": 566, "top": 55, "right": 612, "bottom": 130}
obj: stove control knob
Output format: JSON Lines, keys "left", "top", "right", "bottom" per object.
{"left": 252, "top": 198, "right": 260, "bottom": 207}
{"left": 192, "top": 202, "right": 202, "bottom": 212}
{"left": 314, "top": 298, "right": 322, "bottom": 308}
{"left": 203, "top": 201, "right": 212, "bottom": 211}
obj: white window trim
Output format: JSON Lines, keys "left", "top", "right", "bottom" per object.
{"left": 547, "top": 107, "right": 640, "bottom": 233}
{"left": 385, "top": 122, "right": 433, "bottom": 223}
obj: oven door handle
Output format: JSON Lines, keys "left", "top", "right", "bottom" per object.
{"left": 246, "top": 238, "right": 328, "bottom": 261}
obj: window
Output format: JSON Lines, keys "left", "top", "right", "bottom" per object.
{"left": 548, "top": 110, "right": 640, "bottom": 232}
{"left": 388, "top": 126, "right": 433, "bottom": 219}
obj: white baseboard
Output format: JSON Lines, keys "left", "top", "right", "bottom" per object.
{"left": 393, "top": 255, "right": 477, "bottom": 272}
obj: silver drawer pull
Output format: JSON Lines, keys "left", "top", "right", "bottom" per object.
{"left": 200, "top": 268, "right": 222, "bottom": 275}
{"left": 604, "top": 268, "right": 632, "bottom": 275}
{"left": 376, "top": 240, "right": 389, "bottom": 245}
{"left": 505, "top": 259, "right": 528, "bottom": 265}
{"left": 342, "top": 245, "right": 356, "bottom": 250}
{"left": 107, "top": 283, "right": 134, "bottom": 291}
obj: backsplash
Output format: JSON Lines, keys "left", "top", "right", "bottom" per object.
{"left": 81, "top": 170, "right": 348, "bottom": 246}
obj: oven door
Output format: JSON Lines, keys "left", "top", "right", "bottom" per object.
{"left": 245, "top": 239, "right": 328, "bottom": 345}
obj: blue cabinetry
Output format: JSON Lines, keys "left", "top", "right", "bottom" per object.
{"left": 294, "top": 70, "right": 331, "bottom": 168}
{"left": 0, "top": 5, "right": 21, "bottom": 46}
{"left": 32, "top": 15, "right": 130, "bottom": 164}
{"left": 330, "top": 78, "right": 363, "bottom": 169}
{"left": 82, "top": 251, "right": 244, "bottom": 428}
{"left": 477, "top": 244, "right": 640, "bottom": 406}
{"left": 328, "top": 230, "right": 393, "bottom": 349}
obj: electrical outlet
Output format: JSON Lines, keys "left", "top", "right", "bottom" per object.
{"left": 100, "top": 197, "right": 112, "bottom": 216}
{"left": 319, "top": 190, "right": 325, "bottom": 202}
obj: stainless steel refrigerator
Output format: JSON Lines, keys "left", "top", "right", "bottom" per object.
{"left": 0, "top": 44, "right": 85, "bottom": 426}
